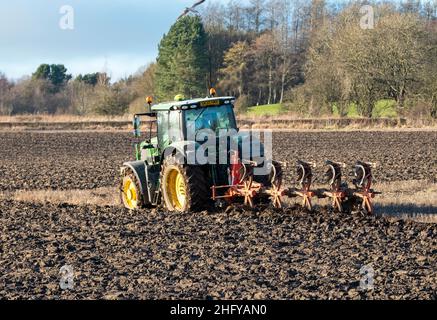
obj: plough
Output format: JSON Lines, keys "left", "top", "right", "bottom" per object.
{"left": 211, "top": 156, "right": 381, "bottom": 214}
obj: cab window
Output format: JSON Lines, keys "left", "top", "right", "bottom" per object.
{"left": 185, "top": 105, "right": 236, "bottom": 133}
{"left": 157, "top": 112, "right": 169, "bottom": 148}
{"left": 168, "top": 111, "right": 182, "bottom": 143}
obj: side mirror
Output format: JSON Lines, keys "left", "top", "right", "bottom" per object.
{"left": 133, "top": 116, "right": 141, "bottom": 137}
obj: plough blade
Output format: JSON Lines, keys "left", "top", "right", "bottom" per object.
{"left": 266, "top": 182, "right": 285, "bottom": 209}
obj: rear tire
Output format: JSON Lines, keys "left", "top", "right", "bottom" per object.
{"left": 160, "top": 155, "right": 210, "bottom": 212}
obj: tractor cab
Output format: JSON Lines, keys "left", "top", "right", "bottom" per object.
{"left": 132, "top": 95, "right": 238, "bottom": 165}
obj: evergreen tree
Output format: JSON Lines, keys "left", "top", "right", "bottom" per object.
{"left": 156, "top": 16, "right": 209, "bottom": 101}
{"left": 33, "top": 64, "right": 72, "bottom": 92}
{"left": 76, "top": 73, "right": 107, "bottom": 86}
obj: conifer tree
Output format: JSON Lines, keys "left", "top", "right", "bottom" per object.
{"left": 156, "top": 16, "right": 209, "bottom": 101}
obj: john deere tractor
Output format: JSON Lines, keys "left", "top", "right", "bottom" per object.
{"left": 120, "top": 93, "right": 271, "bottom": 212}
{"left": 121, "top": 93, "right": 380, "bottom": 214}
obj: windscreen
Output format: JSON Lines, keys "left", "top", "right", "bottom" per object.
{"left": 184, "top": 105, "right": 237, "bottom": 134}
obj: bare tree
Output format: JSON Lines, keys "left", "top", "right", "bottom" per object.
{"left": 246, "top": 0, "right": 265, "bottom": 33}
{"left": 0, "top": 73, "right": 13, "bottom": 115}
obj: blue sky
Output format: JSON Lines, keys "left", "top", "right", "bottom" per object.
{"left": 0, "top": 0, "right": 232, "bottom": 81}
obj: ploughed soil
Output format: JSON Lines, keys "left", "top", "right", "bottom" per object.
{"left": 0, "top": 131, "right": 436, "bottom": 299}
{"left": 0, "top": 201, "right": 435, "bottom": 300}
{"left": 0, "top": 131, "right": 436, "bottom": 191}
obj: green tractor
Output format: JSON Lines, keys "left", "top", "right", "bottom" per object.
{"left": 120, "top": 93, "right": 272, "bottom": 213}
{"left": 120, "top": 93, "right": 380, "bottom": 214}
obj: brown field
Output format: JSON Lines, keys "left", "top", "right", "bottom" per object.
{"left": 0, "top": 130, "right": 436, "bottom": 299}
{"left": 0, "top": 114, "right": 436, "bottom": 131}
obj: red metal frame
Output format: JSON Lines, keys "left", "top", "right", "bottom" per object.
{"left": 210, "top": 158, "right": 379, "bottom": 214}
{"left": 352, "top": 171, "right": 376, "bottom": 214}
{"left": 211, "top": 152, "right": 263, "bottom": 208}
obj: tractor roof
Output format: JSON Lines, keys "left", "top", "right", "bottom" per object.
{"left": 151, "top": 96, "right": 235, "bottom": 112}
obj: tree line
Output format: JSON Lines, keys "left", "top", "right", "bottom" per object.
{"left": 0, "top": 63, "right": 155, "bottom": 116}
{"left": 199, "top": 0, "right": 437, "bottom": 117}
{"left": 0, "top": 0, "right": 436, "bottom": 118}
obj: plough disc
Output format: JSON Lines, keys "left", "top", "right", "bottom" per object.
{"left": 268, "top": 181, "right": 284, "bottom": 209}
{"left": 242, "top": 176, "right": 255, "bottom": 208}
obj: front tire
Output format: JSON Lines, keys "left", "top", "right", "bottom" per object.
{"left": 121, "top": 169, "right": 143, "bottom": 210}
{"left": 160, "top": 156, "right": 210, "bottom": 212}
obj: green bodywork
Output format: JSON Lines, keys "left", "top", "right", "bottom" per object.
{"left": 135, "top": 138, "right": 160, "bottom": 162}
{"left": 127, "top": 96, "right": 265, "bottom": 206}
{"left": 134, "top": 96, "right": 237, "bottom": 165}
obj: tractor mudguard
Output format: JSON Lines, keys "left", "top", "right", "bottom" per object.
{"left": 122, "top": 161, "right": 148, "bottom": 199}
{"left": 122, "top": 161, "right": 160, "bottom": 205}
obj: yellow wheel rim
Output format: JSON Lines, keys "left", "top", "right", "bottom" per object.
{"left": 122, "top": 177, "right": 139, "bottom": 210}
{"left": 166, "top": 169, "right": 187, "bottom": 211}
